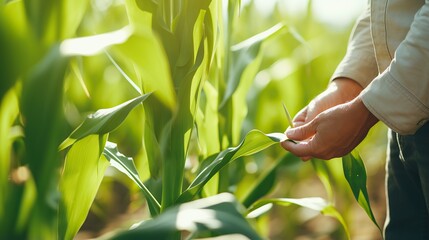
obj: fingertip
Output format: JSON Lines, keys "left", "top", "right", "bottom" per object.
{"left": 281, "top": 140, "right": 313, "bottom": 160}
{"left": 280, "top": 139, "right": 297, "bottom": 152}
{"left": 280, "top": 139, "right": 291, "bottom": 149}
{"left": 293, "top": 121, "right": 305, "bottom": 128}
{"left": 285, "top": 126, "right": 302, "bottom": 140}
{"left": 285, "top": 127, "right": 295, "bottom": 137}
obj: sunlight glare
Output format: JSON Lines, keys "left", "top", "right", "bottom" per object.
{"left": 60, "top": 27, "right": 131, "bottom": 56}
{"left": 312, "top": 0, "right": 366, "bottom": 28}
{"left": 252, "top": 0, "right": 366, "bottom": 28}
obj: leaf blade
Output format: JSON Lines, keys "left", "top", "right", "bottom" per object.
{"left": 60, "top": 93, "right": 151, "bottom": 150}
{"left": 220, "top": 23, "right": 286, "bottom": 108}
{"left": 59, "top": 135, "right": 109, "bottom": 240}
{"left": 178, "top": 130, "right": 286, "bottom": 203}
{"left": 247, "top": 197, "right": 350, "bottom": 239}
{"left": 103, "top": 141, "right": 161, "bottom": 216}
{"left": 105, "top": 193, "right": 262, "bottom": 240}
{"left": 21, "top": 45, "right": 68, "bottom": 239}
{"left": 342, "top": 152, "right": 382, "bottom": 233}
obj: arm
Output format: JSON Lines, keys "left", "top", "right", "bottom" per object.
{"left": 282, "top": 2, "right": 429, "bottom": 159}
{"left": 360, "top": 1, "right": 429, "bottom": 135}
{"left": 288, "top": 3, "right": 377, "bottom": 129}
{"left": 291, "top": 78, "right": 363, "bottom": 128}
{"left": 281, "top": 3, "right": 380, "bottom": 159}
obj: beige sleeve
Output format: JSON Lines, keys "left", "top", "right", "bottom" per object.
{"left": 360, "top": 2, "right": 429, "bottom": 135}
{"left": 330, "top": 4, "right": 378, "bottom": 88}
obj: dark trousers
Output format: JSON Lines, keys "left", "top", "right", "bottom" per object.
{"left": 384, "top": 123, "right": 429, "bottom": 240}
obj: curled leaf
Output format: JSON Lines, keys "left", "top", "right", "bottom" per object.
{"left": 103, "top": 141, "right": 160, "bottom": 216}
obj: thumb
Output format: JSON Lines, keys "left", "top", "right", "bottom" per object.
{"left": 291, "top": 106, "right": 308, "bottom": 127}
{"left": 285, "top": 120, "right": 317, "bottom": 141}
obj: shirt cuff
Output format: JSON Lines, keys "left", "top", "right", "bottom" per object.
{"left": 360, "top": 72, "right": 429, "bottom": 135}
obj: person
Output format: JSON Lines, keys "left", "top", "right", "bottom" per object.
{"left": 281, "top": 0, "right": 429, "bottom": 239}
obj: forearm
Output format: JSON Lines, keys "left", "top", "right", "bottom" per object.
{"left": 360, "top": 2, "right": 429, "bottom": 135}
{"left": 329, "top": 77, "right": 363, "bottom": 101}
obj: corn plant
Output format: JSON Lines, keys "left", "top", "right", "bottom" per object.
{"left": 0, "top": 0, "right": 382, "bottom": 239}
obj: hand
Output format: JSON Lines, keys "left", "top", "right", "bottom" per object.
{"left": 292, "top": 78, "right": 363, "bottom": 127}
{"left": 281, "top": 96, "right": 378, "bottom": 160}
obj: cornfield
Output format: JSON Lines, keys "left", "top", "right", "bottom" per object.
{"left": 0, "top": 0, "right": 386, "bottom": 239}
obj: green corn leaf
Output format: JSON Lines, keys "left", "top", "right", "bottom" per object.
{"left": 0, "top": 89, "right": 19, "bottom": 235}
{"left": 218, "top": 24, "right": 286, "bottom": 147}
{"left": 70, "top": 59, "right": 91, "bottom": 98}
{"left": 60, "top": 0, "right": 88, "bottom": 39}
{"left": 342, "top": 151, "right": 382, "bottom": 233}
{"left": 227, "top": 48, "right": 264, "bottom": 145}
{"left": 103, "top": 141, "right": 161, "bottom": 216}
{"left": 21, "top": 45, "right": 68, "bottom": 239}
{"left": 174, "top": 0, "right": 211, "bottom": 69}
{"left": 111, "top": 29, "right": 175, "bottom": 110}
{"left": 14, "top": 166, "right": 37, "bottom": 238}
{"left": 59, "top": 135, "right": 109, "bottom": 240}
{"left": 103, "top": 193, "right": 262, "bottom": 240}
{"left": 240, "top": 157, "right": 284, "bottom": 208}
{"left": 59, "top": 27, "right": 132, "bottom": 57}
{"left": 248, "top": 197, "right": 330, "bottom": 214}
{"left": 220, "top": 23, "right": 286, "bottom": 108}
{"left": 311, "top": 159, "right": 334, "bottom": 202}
{"left": 23, "top": 0, "right": 56, "bottom": 40}
{"left": 178, "top": 130, "right": 286, "bottom": 203}
{"left": 282, "top": 102, "right": 294, "bottom": 128}
{"left": 59, "top": 93, "right": 151, "bottom": 150}
{"left": 0, "top": 2, "right": 33, "bottom": 102}
{"left": 135, "top": 0, "right": 158, "bottom": 13}
{"left": 142, "top": 119, "right": 162, "bottom": 179}
{"left": 159, "top": 2, "right": 211, "bottom": 210}
{"left": 161, "top": 40, "right": 206, "bottom": 200}
{"left": 125, "top": 0, "right": 152, "bottom": 33}
{"left": 247, "top": 197, "right": 350, "bottom": 239}
{"left": 24, "top": 0, "right": 86, "bottom": 41}
{"left": 105, "top": 51, "right": 142, "bottom": 95}
{"left": 196, "top": 81, "right": 221, "bottom": 158}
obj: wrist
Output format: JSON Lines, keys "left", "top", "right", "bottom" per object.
{"left": 330, "top": 77, "right": 364, "bottom": 101}
{"left": 352, "top": 96, "right": 379, "bottom": 128}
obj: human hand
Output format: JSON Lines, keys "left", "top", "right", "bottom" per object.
{"left": 281, "top": 96, "right": 378, "bottom": 160}
{"left": 292, "top": 78, "right": 363, "bottom": 128}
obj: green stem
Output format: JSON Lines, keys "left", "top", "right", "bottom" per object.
{"left": 218, "top": 165, "right": 229, "bottom": 193}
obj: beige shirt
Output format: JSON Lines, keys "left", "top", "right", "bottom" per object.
{"left": 332, "top": 0, "right": 429, "bottom": 135}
